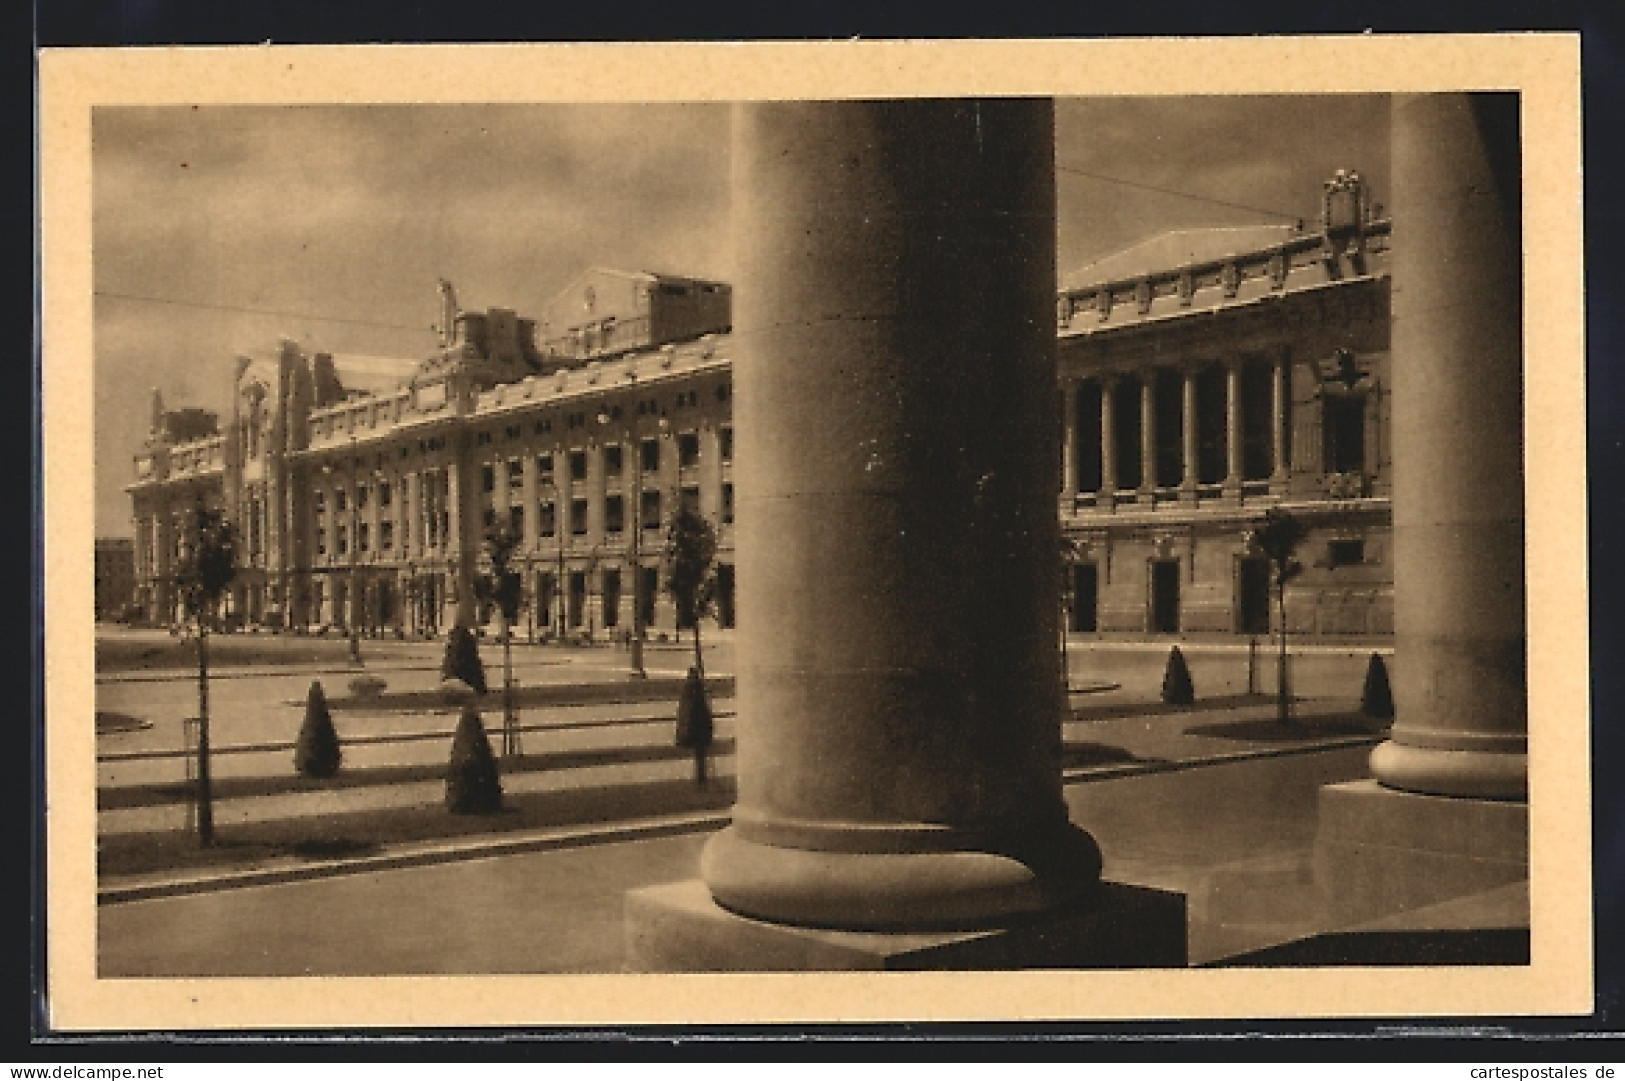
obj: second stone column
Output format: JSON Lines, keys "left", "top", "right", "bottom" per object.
{"left": 700, "top": 99, "right": 1103, "bottom": 930}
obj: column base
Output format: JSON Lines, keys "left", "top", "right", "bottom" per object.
{"left": 1313, "top": 779, "right": 1527, "bottom": 928}
{"left": 1370, "top": 738, "right": 1527, "bottom": 800}
{"left": 624, "top": 879, "right": 1186, "bottom": 972}
{"left": 699, "top": 819, "right": 1102, "bottom": 931}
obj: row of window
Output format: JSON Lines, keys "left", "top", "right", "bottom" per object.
{"left": 477, "top": 427, "right": 733, "bottom": 494}
{"left": 314, "top": 481, "right": 736, "bottom": 558}
{"left": 481, "top": 484, "right": 735, "bottom": 537}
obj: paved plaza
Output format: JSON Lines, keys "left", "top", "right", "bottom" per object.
{"left": 94, "top": 628, "right": 1393, "bottom": 974}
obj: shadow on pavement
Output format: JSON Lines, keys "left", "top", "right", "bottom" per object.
{"left": 1060, "top": 741, "right": 1164, "bottom": 770}
{"left": 1185, "top": 715, "right": 1387, "bottom": 741}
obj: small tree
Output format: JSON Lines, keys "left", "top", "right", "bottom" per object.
{"left": 294, "top": 680, "right": 342, "bottom": 778}
{"left": 1059, "top": 535, "right": 1081, "bottom": 694}
{"left": 674, "top": 665, "right": 715, "bottom": 787}
{"left": 446, "top": 705, "right": 503, "bottom": 814}
{"left": 477, "top": 526, "right": 524, "bottom": 757}
{"left": 663, "top": 502, "right": 719, "bottom": 678}
{"left": 1251, "top": 508, "right": 1308, "bottom": 726}
{"left": 1361, "top": 652, "right": 1395, "bottom": 720}
{"left": 174, "top": 502, "right": 237, "bottom": 846}
{"left": 1161, "top": 645, "right": 1195, "bottom": 706}
{"left": 440, "top": 623, "right": 487, "bottom": 695}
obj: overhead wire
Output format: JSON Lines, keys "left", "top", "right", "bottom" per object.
{"left": 94, "top": 289, "right": 437, "bottom": 335}
{"left": 1055, "top": 163, "right": 1305, "bottom": 224}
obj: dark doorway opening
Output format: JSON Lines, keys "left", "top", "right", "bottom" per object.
{"left": 640, "top": 566, "right": 659, "bottom": 629}
{"left": 1113, "top": 374, "right": 1143, "bottom": 490}
{"left": 1070, "top": 563, "right": 1098, "bottom": 633}
{"left": 1238, "top": 556, "right": 1271, "bottom": 635}
{"left": 568, "top": 571, "right": 585, "bottom": 629}
{"left": 1075, "top": 381, "right": 1103, "bottom": 492}
{"left": 715, "top": 563, "right": 736, "bottom": 628}
{"left": 601, "top": 568, "right": 620, "bottom": 629}
{"left": 1150, "top": 559, "right": 1181, "bottom": 634}
{"left": 1323, "top": 392, "right": 1367, "bottom": 474}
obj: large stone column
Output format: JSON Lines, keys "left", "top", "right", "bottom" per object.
{"left": 448, "top": 447, "right": 478, "bottom": 627}
{"left": 1271, "top": 352, "right": 1290, "bottom": 488}
{"left": 1138, "top": 372, "right": 1158, "bottom": 496}
{"left": 699, "top": 99, "right": 1104, "bottom": 931}
{"left": 1223, "top": 360, "right": 1244, "bottom": 498}
{"left": 1313, "top": 95, "right": 1527, "bottom": 938}
{"left": 1099, "top": 376, "right": 1118, "bottom": 504}
{"left": 1369, "top": 93, "right": 1526, "bottom": 801}
{"left": 1180, "top": 368, "right": 1198, "bottom": 499}
{"left": 1060, "top": 382, "right": 1078, "bottom": 497}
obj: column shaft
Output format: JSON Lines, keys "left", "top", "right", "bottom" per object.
{"left": 702, "top": 99, "right": 1100, "bottom": 930}
{"left": 1271, "top": 353, "right": 1290, "bottom": 485}
{"left": 1224, "top": 361, "right": 1243, "bottom": 493}
{"left": 448, "top": 449, "right": 477, "bottom": 626}
{"left": 1099, "top": 377, "right": 1117, "bottom": 498}
{"left": 1180, "top": 369, "right": 1198, "bottom": 496}
{"left": 1061, "top": 382, "right": 1078, "bottom": 497}
{"left": 1369, "top": 93, "right": 1526, "bottom": 800}
{"left": 1139, "top": 373, "right": 1157, "bottom": 494}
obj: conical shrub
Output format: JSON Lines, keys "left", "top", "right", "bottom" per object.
{"left": 446, "top": 705, "right": 503, "bottom": 814}
{"left": 294, "top": 679, "right": 342, "bottom": 778}
{"left": 440, "top": 624, "right": 487, "bottom": 695}
{"left": 674, "top": 667, "right": 714, "bottom": 751}
{"left": 1161, "top": 645, "right": 1195, "bottom": 705}
{"left": 1360, "top": 652, "right": 1395, "bottom": 719}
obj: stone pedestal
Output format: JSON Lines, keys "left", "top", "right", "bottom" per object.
{"left": 626, "top": 879, "right": 1185, "bottom": 972}
{"left": 1370, "top": 92, "right": 1526, "bottom": 801}
{"left": 1313, "top": 779, "right": 1528, "bottom": 928}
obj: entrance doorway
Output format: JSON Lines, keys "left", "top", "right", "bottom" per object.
{"left": 1238, "top": 556, "right": 1271, "bottom": 634}
{"left": 1150, "top": 559, "right": 1181, "bottom": 633}
{"left": 601, "top": 568, "right": 621, "bottom": 629}
{"left": 568, "top": 572, "right": 585, "bottom": 629}
{"left": 715, "top": 563, "right": 736, "bottom": 628}
{"left": 640, "top": 566, "right": 659, "bottom": 629}
{"left": 1069, "top": 563, "right": 1098, "bottom": 632}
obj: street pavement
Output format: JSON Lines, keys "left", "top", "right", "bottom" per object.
{"left": 97, "top": 745, "right": 1377, "bottom": 975}
{"left": 94, "top": 630, "right": 1393, "bottom": 974}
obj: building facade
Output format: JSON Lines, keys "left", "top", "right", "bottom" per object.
{"left": 1055, "top": 170, "right": 1392, "bottom": 639}
{"left": 127, "top": 271, "right": 737, "bottom": 640}
{"left": 127, "top": 172, "right": 1392, "bottom": 643}
{"left": 94, "top": 536, "right": 136, "bottom": 619}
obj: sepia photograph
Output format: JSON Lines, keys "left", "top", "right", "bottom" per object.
{"left": 40, "top": 37, "right": 1590, "bottom": 1029}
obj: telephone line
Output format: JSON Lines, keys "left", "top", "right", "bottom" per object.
{"left": 94, "top": 289, "right": 436, "bottom": 334}
{"left": 1055, "top": 163, "right": 1304, "bottom": 224}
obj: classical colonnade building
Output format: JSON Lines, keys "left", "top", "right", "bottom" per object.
{"left": 126, "top": 173, "right": 1392, "bottom": 647}
{"left": 1056, "top": 169, "right": 1392, "bottom": 638}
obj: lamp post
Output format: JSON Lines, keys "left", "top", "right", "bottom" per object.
{"left": 624, "top": 415, "right": 668, "bottom": 680}
{"left": 319, "top": 435, "right": 364, "bottom": 663}
{"left": 540, "top": 478, "right": 566, "bottom": 643}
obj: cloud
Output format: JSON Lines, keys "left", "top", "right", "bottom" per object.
{"left": 93, "top": 97, "right": 1387, "bottom": 535}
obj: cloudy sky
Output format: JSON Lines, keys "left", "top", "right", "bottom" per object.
{"left": 93, "top": 95, "right": 1388, "bottom": 536}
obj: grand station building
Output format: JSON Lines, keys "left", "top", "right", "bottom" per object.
{"left": 126, "top": 171, "right": 1391, "bottom": 644}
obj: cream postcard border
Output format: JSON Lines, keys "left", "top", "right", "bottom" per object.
{"left": 39, "top": 35, "right": 1590, "bottom": 1030}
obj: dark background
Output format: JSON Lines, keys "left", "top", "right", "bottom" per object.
{"left": 19, "top": 0, "right": 1625, "bottom": 1061}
